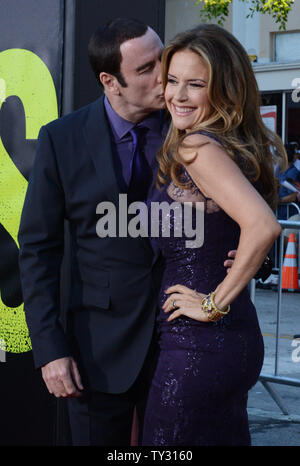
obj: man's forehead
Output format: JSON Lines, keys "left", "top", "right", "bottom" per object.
{"left": 120, "top": 28, "right": 163, "bottom": 64}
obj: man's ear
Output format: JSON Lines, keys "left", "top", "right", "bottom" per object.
{"left": 99, "top": 72, "right": 120, "bottom": 95}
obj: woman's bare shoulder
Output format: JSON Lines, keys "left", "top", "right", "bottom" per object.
{"left": 179, "top": 132, "right": 224, "bottom": 163}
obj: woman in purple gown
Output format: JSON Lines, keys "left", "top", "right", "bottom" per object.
{"left": 142, "top": 25, "right": 286, "bottom": 446}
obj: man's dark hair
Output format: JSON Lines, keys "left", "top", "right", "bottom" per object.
{"left": 88, "top": 18, "right": 148, "bottom": 88}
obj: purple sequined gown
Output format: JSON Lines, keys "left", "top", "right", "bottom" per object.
{"left": 142, "top": 163, "right": 264, "bottom": 446}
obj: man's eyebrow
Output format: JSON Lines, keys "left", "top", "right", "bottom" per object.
{"left": 136, "top": 60, "right": 155, "bottom": 72}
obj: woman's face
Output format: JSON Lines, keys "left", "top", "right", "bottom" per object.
{"left": 165, "top": 49, "right": 212, "bottom": 132}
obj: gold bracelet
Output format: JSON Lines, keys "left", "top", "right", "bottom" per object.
{"left": 201, "top": 292, "right": 230, "bottom": 322}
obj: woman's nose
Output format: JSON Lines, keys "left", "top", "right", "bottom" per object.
{"left": 174, "top": 84, "right": 187, "bottom": 101}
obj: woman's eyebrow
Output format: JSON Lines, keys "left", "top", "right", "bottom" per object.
{"left": 168, "top": 73, "right": 207, "bottom": 84}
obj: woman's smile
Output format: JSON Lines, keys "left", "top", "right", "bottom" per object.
{"left": 172, "top": 104, "right": 196, "bottom": 116}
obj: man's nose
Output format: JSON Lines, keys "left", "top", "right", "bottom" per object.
{"left": 156, "top": 62, "right": 162, "bottom": 83}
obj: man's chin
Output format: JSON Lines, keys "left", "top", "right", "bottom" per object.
{"left": 134, "top": 101, "right": 166, "bottom": 121}
{"left": 153, "top": 100, "right": 166, "bottom": 111}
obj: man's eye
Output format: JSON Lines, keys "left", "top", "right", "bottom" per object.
{"left": 140, "top": 66, "right": 154, "bottom": 74}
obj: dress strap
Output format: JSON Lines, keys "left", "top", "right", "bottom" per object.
{"left": 183, "top": 167, "right": 212, "bottom": 201}
{"left": 182, "top": 130, "right": 223, "bottom": 200}
{"left": 184, "top": 129, "right": 223, "bottom": 146}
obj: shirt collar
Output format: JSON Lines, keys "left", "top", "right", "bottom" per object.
{"left": 104, "top": 95, "right": 164, "bottom": 141}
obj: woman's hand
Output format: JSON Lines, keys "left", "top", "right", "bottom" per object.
{"left": 163, "top": 284, "right": 210, "bottom": 322}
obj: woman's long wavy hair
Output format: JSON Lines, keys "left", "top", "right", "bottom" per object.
{"left": 157, "top": 24, "right": 287, "bottom": 210}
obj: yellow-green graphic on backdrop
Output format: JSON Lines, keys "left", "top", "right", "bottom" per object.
{"left": 0, "top": 49, "right": 58, "bottom": 353}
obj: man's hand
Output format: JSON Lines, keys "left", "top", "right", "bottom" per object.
{"left": 224, "top": 250, "right": 236, "bottom": 273}
{"left": 41, "top": 357, "right": 84, "bottom": 398}
{"left": 224, "top": 249, "right": 273, "bottom": 281}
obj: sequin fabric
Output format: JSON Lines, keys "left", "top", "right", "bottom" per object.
{"left": 142, "top": 140, "right": 264, "bottom": 446}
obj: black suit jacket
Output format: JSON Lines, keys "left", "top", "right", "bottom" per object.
{"left": 18, "top": 96, "right": 162, "bottom": 393}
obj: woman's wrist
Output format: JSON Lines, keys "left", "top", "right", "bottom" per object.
{"left": 210, "top": 283, "right": 230, "bottom": 312}
{"left": 213, "top": 293, "right": 229, "bottom": 312}
{"left": 201, "top": 291, "right": 230, "bottom": 322}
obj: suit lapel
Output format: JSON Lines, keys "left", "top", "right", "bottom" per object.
{"left": 82, "top": 97, "right": 154, "bottom": 255}
{"left": 83, "top": 96, "right": 120, "bottom": 205}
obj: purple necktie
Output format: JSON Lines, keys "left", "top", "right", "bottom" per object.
{"left": 128, "top": 126, "right": 153, "bottom": 202}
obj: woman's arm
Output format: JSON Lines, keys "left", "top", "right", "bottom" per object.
{"left": 181, "top": 134, "right": 281, "bottom": 311}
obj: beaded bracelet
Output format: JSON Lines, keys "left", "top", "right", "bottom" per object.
{"left": 201, "top": 292, "right": 230, "bottom": 322}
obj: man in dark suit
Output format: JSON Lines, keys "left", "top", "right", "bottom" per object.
{"left": 18, "top": 18, "right": 166, "bottom": 446}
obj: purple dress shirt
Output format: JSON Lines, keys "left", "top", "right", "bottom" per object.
{"left": 104, "top": 96, "right": 167, "bottom": 194}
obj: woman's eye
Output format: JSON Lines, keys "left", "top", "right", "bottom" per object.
{"left": 190, "top": 83, "right": 204, "bottom": 88}
{"left": 167, "top": 78, "right": 177, "bottom": 84}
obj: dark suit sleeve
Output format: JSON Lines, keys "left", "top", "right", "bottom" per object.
{"left": 18, "top": 125, "right": 71, "bottom": 368}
